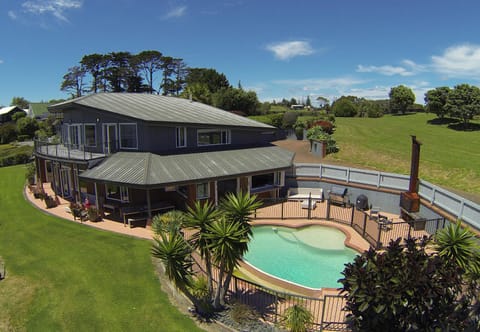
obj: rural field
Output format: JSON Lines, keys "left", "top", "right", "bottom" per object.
{"left": 0, "top": 166, "right": 203, "bottom": 332}
{"left": 331, "top": 113, "right": 480, "bottom": 202}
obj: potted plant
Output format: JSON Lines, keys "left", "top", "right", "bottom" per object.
{"left": 87, "top": 206, "right": 101, "bottom": 222}
{"left": 44, "top": 194, "right": 58, "bottom": 209}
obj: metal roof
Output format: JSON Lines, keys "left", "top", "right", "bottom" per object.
{"left": 49, "top": 93, "right": 274, "bottom": 129}
{"left": 79, "top": 146, "right": 294, "bottom": 187}
{"left": 0, "top": 106, "right": 24, "bottom": 115}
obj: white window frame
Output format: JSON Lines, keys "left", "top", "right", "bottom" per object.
{"left": 105, "top": 184, "right": 129, "bottom": 202}
{"left": 84, "top": 123, "right": 96, "bottom": 147}
{"left": 176, "top": 127, "right": 187, "bottom": 148}
{"left": 69, "top": 124, "right": 82, "bottom": 148}
{"left": 197, "top": 129, "right": 231, "bottom": 146}
{"left": 119, "top": 123, "right": 138, "bottom": 150}
{"left": 196, "top": 182, "right": 210, "bottom": 200}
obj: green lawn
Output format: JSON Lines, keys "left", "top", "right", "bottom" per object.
{"left": 324, "top": 113, "right": 480, "bottom": 200}
{"left": 0, "top": 165, "right": 203, "bottom": 331}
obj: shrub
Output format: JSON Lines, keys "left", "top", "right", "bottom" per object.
{"left": 332, "top": 97, "right": 357, "bottom": 117}
{"left": 308, "top": 120, "right": 334, "bottom": 134}
{"left": 0, "top": 123, "right": 17, "bottom": 144}
{"left": 282, "top": 111, "right": 299, "bottom": 129}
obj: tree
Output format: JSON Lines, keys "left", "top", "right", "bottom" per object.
{"left": 316, "top": 96, "right": 329, "bottom": 108}
{"left": 16, "top": 117, "right": 39, "bottom": 139}
{"left": 213, "top": 87, "right": 259, "bottom": 115}
{"left": 151, "top": 231, "right": 200, "bottom": 308}
{"left": 0, "top": 123, "right": 17, "bottom": 144}
{"left": 159, "top": 56, "right": 175, "bottom": 95}
{"left": 170, "top": 58, "right": 188, "bottom": 96}
{"left": 445, "top": 83, "right": 480, "bottom": 126}
{"left": 331, "top": 96, "right": 357, "bottom": 117}
{"left": 104, "top": 52, "right": 135, "bottom": 92}
{"left": 184, "top": 201, "right": 220, "bottom": 299}
{"left": 340, "top": 237, "right": 476, "bottom": 331}
{"left": 305, "top": 95, "right": 312, "bottom": 107}
{"left": 80, "top": 53, "right": 106, "bottom": 93}
{"left": 11, "top": 111, "right": 26, "bottom": 122}
{"left": 211, "top": 192, "right": 261, "bottom": 308}
{"left": 61, "top": 66, "right": 86, "bottom": 98}
{"left": 185, "top": 68, "right": 230, "bottom": 96}
{"left": 389, "top": 85, "right": 415, "bottom": 114}
{"left": 10, "top": 96, "right": 29, "bottom": 109}
{"left": 180, "top": 83, "right": 212, "bottom": 105}
{"left": 205, "top": 216, "right": 249, "bottom": 310}
{"left": 425, "top": 87, "right": 451, "bottom": 118}
{"left": 134, "top": 50, "right": 163, "bottom": 94}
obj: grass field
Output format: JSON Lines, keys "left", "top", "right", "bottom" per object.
{"left": 324, "top": 113, "right": 480, "bottom": 200}
{"left": 0, "top": 165, "right": 203, "bottom": 331}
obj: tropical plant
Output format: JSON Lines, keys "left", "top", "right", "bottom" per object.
{"left": 151, "top": 231, "right": 198, "bottom": 305}
{"left": 340, "top": 237, "right": 475, "bottom": 331}
{"left": 206, "top": 216, "right": 249, "bottom": 309}
{"left": 433, "top": 221, "right": 480, "bottom": 275}
{"left": 184, "top": 201, "right": 220, "bottom": 298}
{"left": 151, "top": 210, "right": 185, "bottom": 236}
{"left": 281, "top": 304, "right": 313, "bottom": 332}
{"left": 219, "top": 191, "right": 262, "bottom": 236}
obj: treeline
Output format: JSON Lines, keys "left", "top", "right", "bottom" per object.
{"left": 61, "top": 51, "right": 261, "bottom": 115}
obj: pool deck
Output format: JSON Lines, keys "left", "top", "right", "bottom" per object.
{"left": 25, "top": 185, "right": 379, "bottom": 298}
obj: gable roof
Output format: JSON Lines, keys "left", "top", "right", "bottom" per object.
{"left": 79, "top": 146, "right": 294, "bottom": 187}
{"left": 0, "top": 106, "right": 24, "bottom": 115}
{"left": 49, "top": 93, "right": 274, "bottom": 129}
{"left": 29, "top": 103, "right": 50, "bottom": 117}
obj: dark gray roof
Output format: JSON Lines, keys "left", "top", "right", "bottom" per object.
{"left": 79, "top": 146, "right": 294, "bottom": 187}
{"left": 50, "top": 93, "right": 274, "bottom": 129}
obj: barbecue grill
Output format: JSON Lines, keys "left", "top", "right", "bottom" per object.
{"left": 328, "top": 186, "right": 349, "bottom": 206}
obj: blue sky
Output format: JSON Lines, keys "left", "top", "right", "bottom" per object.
{"left": 2, "top": 0, "right": 480, "bottom": 106}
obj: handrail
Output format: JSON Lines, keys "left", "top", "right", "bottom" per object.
{"left": 293, "top": 163, "right": 480, "bottom": 231}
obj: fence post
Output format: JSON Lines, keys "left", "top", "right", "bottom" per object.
{"left": 362, "top": 214, "right": 367, "bottom": 237}
{"left": 376, "top": 224, "right": 382, "bottom": 249}
{"left": 326, "top": 200, "right": 331, "bottom": 220}
{"left": 274, "top": 293, "right": 278, "bottom": 324}
{"left": 281, "top": 200, "right": 284, "bottom": 220}
{"left": 350, "top": 205, "right": 355, "bottom": 225}
{"left": 308, "top": 193, "right": 312, "bottom": 220}
{"left": 320, "top": 296, "right": 326, "bottom": 332}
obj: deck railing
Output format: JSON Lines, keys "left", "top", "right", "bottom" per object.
{"left": 292, "top": 163, "right": 480, "bottom": 231}
{"left": 34, "top": 139, "right": 108, "bottom": 161}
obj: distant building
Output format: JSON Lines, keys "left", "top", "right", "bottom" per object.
{"left": 0, "top": 106, "right": 26, "bottom": 123}
{"left": 28, "top": 103, "right": 51, "bottom": 120}
{"left": 290, "top": 104, "right": 304, "bottom": 110}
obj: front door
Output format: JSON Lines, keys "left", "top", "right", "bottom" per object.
{"left": 103, "top": 124, "right": 117, "bottom": 154}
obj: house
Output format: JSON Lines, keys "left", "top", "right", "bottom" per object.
{"left": 0, "top": 106, "right": 26, "bottom": 123}
{"left": 34, "top": 93, "right": 294, "bottom": 219}
{"left": 28, "top": 103, "right": 51, "bottom": 120}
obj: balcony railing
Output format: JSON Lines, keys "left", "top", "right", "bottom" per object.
{"left": 34, "top": 139, "right": 108, "bottom": 161}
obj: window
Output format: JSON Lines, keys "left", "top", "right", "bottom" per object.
{"left": 251, "top": 173, "right": 274, "bottom": 189}
{"left": 84, "top": 124, "right": 96, "bottom": 147}
{"left": 196, "top": 182, "right": 209, "bottom": 200}
{"left": 105, "top": 184, "right": 129, "bottom": 202}
{"left": 119, "top": 123, "right": 137, "bottom": 149}
{"left": 197, "top": 129, "right": 230, "bottom": 146}
{"left": 176, "top": 127, "right": 187, "bottom": 148}
{"left": 69, "top": 124, "right": 82, "bottom": 148}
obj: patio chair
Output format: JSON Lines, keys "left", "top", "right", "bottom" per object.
{"left": 369, "top": 206, "right": 381, "bottom": 221}
{"left": 378, "top": 214, "right": 392, "bottom": 231}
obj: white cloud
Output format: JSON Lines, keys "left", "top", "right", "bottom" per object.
{"left": 21, "top": 0, "right": 82, "bottom": 22}
{"left": 266, "top": 41, "right": 314, "bottom": 60}
{"left": 356, "top": 59, "right": 424, "bottom": 77}
{"left": 0, "top": 59, "right": 3, "bottom": 64}
{"left": 273, "top": 77, "right": 366, "bottom": 91}
{"left": 8, "top": 10, "right": 18, "bottom": 20}
{"left": 432, "top": 44, "right": 480, "bottom": 78}
{"left": 162, "top": 6, "right": 187, "bottom": 20}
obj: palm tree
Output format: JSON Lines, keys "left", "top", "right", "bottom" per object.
{"left": 219, "top": 191, "right": 262, "bottom": 236}
{"left": 434, "top": 221, "right": 480, "bottom": 275}
{"left": 216, "top": 191, "right": 262, "bottom": 304}
{"left": 206, "top": 216, "right": 249, "bottom": 309}
{"left": 282, "top": 304, "right": 313, "bottom": 332}
{"left": 151, "top": 231, "right": 198, "bottom": 306}
{"left": 183, "top": 201, "right": 219, "bottom": 299}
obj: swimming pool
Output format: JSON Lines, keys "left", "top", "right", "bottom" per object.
{"left": 242, "top": 225, "right": 358, "bottom": 289}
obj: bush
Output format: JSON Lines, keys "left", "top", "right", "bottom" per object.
{"left": 0, "top": 152, "right": 31, "bottom": 167}
{"left": 282, "top": 111, "right": 299, "bottom": 129}
{"left": 308, "top": 120, "right": 334, "bottom": 134}
{"left": 0, "top": 123, "right": 17, "bottom": 144}
{"left": 332, "top": 97, "right": 357, "bottom": 117}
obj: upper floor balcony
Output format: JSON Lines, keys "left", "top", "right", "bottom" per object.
{"left": 34, "top": 139, "right": 108, "bottom": 162}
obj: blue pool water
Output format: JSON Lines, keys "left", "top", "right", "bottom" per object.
{"left": 243, "top": 225, "right": 358, "bottom": 289}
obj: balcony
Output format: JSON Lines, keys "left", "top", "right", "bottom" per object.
{"left": 34, "top": 139, "right": 107, "bottom": 162}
